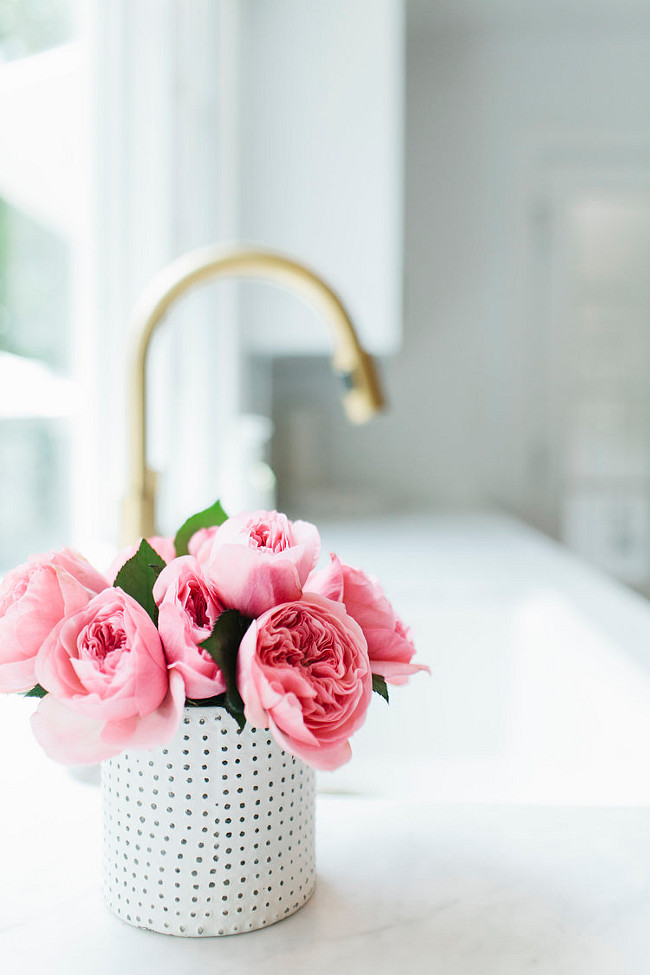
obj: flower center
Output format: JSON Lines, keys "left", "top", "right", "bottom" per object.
{"left": 264, "top": 610, "right": 338, "bottom": 674}
{"left": 248, "top": 517, "right": 290, "bottom": 554}
{"left": 187, "top": 582, "right": 210, "bottom": 629}
{"left": 80, "top": 620, "right": 126, "bottom": 664}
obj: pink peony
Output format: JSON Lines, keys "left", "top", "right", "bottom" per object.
{"left": 0, "top": 549, "right": 107, "bottom": 693}
{"left": 106, "top": 535, "right": 176, "bottom": 584}
{"left": 307, "top": 554, "right": 429, "bottom": 686}
{"left": 237, "top": 593, "right": 372, "bottom": 771}
{"left": 153, "top": 556, "right": 226, "bottom": 699}
{"left": 32, "top": 588, "right": 183, "bottom": 764}
{"left": 205, "top": 510, "right": 320, "bottom": 619}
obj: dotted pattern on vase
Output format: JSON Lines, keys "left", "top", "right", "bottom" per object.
{"left": 101, "top": 707, "right": 316, "bottom": 937}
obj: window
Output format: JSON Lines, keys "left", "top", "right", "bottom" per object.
{"left": 562, "top": 193, "right": 650, "bottom": 586}
{"left": 0, "top": 1, "right": 80, "bottom": 572}
{"left": 0, "top": 0, "right": 404, "bottom": 571}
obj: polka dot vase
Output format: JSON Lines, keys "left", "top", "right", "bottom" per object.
{"left": 101, "top": 706, "right": 316, "bottom": 936}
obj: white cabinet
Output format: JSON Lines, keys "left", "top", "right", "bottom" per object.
{"left": 236, "top": 0, "right": 404, "bottom": 356}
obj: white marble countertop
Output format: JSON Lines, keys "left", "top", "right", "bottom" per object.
{"left": 318, "top": 513, "right": 650, "bottom": 805}
{"left": 4, "top": 512, "right": 650, "bottom": 971}
{"left": 2, "top": 767, "right": 650, "bottom": 974}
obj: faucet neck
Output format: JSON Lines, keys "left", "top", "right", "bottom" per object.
{"left": 122, "top": 244, "right": 384, "bottom": 544}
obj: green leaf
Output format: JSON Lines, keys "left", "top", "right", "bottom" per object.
{"left": 174, "top": 499, "right": 229, "bottom": 558}
{"left": 24, "top": 683, "right": 47, "bottom": 698}
{"left": 199, "top": 610, "right": 252, "bottom": 731}
{"left": 186, "top": 694, "right": 228, "bottom": 709}
{"left": 372, "top": 674, "right": 389, "bottom": 703}
{"left": 113, "top": 538, "right": 166, "bottom": 626}
{"left": 185, "top": 692, "right": 245, "bottom": 730}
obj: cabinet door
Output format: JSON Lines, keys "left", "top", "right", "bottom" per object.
{"left": 237, "top": 0, "right": 404, "bottom": 356}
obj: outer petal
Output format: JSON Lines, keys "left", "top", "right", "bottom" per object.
{"left": 55, "top": 564, "right": 100, "bottom": 615}
{"left": 0, "top": 656, "right": 44, "bottom": 694}
{"left": 158, "top": 590, "right": 227, "bottom": 699}
{"left": 100, "top": 670, "right": 185, "bottom": 750}
{"left": 154, "top": 556, "right": 226, "bottom": 699}
{"left": 30, "top": 694, "right": 123, "bottom": 764}
{"left": 47, "top": 549, "right": 109, "bottom": 594}
{"left": 237, "top": 620, "right": 272, "bottom": 730}
{"left": 0, "top": 564, "right": 93, "bottom": 693}
{"left": 269, "top": 718, "right": 353, "bottom": 771}
{"left": 327, "top": 560, "right": 430, "bottom": 687}
{"left": 188, "top": 526, "right": 220, "bottom": 564}
{"left": 36, "top": 615, "right": 87, "bottom": 699}
{"left": 362, "top": 622, "right": 430, "bottom": 684}
{"left": 208, "top": 545, "right": 303, "bottom": 618}
{"left": 168, "top": 655, "right": 227, "bottom": 701}
{"left": 305, "top": 554, "right": 344, "bottom": 602}
{"left": 31, "top": 671, "right": 185, "bottom": 765}
{"left": 286, "top": 519, "right": 321, "bottom": 585}
{"left": 369, "top": 658, "right": 431, "bottom": 683}
{"left": 267, "top": 692, "right": 320, "bottom": 747}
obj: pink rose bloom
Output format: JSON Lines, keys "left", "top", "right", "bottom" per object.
{"left": 237, "top": 593, "right": 372, "bottom": 771}
{"left": 307, "top": 554, "right": 429, "bottom": 686}
{"left": 188, "top": 526, "right": 219, "bottom": 564}
{"left": 106, "top": 535, "right": 176, "bottom": 584}
{"left": 153, "top": 555, "right": 226, "bottom": 699}
{"left": 205, "top": 510, "right": 320, "bottom": 618}
{"left": 32, "top": 588, "right": 184, "bottom": 764}
{"left": 0, "top": 549, "right": 107, "bottom": 693}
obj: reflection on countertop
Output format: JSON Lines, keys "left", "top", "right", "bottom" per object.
{"left": 318, "top": 512, "right": 650, "bottom": 805}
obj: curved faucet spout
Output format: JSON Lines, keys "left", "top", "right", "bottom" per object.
{"left": 122, "top": 244, "right": 385, "bottom": 543}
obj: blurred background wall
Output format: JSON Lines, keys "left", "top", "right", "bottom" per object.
{"left": 272, "top": 0, "right": 650, "bottom": 593}
{"left": 3, "top": 0, "right": 650, "bottom": 596}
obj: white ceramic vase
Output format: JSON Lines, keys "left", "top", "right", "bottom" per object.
{"left": 101, "top": 706, "right": 316, "bottom": 936}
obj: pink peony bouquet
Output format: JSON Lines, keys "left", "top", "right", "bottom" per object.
{"left": 0, "top": 502, "right": 428, "bottom": 771}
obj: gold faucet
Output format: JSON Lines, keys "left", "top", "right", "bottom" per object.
{"left": 122, "top": 244, "right": 385, "bottom": 544}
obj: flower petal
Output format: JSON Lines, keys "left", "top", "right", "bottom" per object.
{"left": 30, "top": 694, "right": 122, "bottom": 764}
{"left": 100, "top": 670, "right": 185, "bottom": 750}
